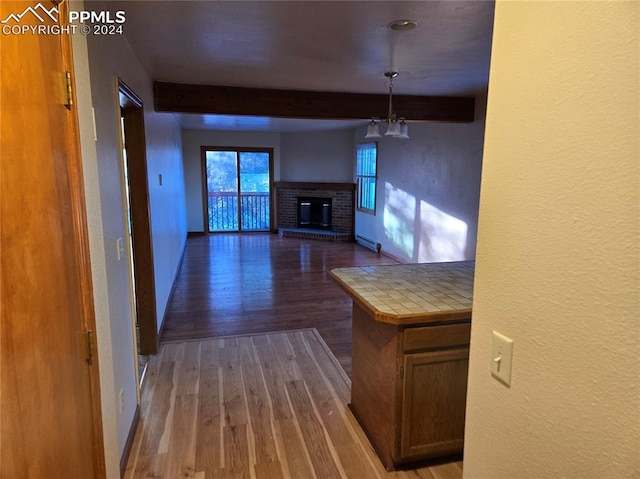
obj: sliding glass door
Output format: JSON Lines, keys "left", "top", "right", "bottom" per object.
{"left": 202, "top": 147, "right": 273, "bottom": 232}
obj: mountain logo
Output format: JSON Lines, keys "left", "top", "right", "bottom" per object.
{"left": 1, "top": 3, "right": 58, "bottom": 24}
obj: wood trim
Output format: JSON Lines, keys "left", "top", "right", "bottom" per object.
{"left": 403, "top": 323, "right": 471, "bottom": 353}
{"left": 153, "top": 82, "right": 476, "bottom": 123}
{"left": 119, "top": 81, "right": 159, "bottom": 355}
{"left": 118, "top": 81, "right": 143, "bottom": 109}
{"left": 269, "top": 151, "right": 276, "bottom": 233}
{"left": 275, "top": 182, "right": 356, "bottom": 190}
{"left": 200, "top": 147, "right": 209, "bottom": 232}
{"left": 60, "top": 2, "right": 106, "bottom": 474}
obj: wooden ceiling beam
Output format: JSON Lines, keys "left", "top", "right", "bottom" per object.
{"left": 153, "top": 81, "right": 475, "bottom": 123}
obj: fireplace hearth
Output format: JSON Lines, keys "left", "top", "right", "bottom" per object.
{"left": 297, "top": 196, "right": 332, "bottom": 230}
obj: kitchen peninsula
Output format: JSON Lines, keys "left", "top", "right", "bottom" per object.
{"left": 330, "top": 261, "right": 474, "bottom": 470}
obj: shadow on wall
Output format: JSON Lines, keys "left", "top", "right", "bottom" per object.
{"left": 383, "top": 181, "right": 468, "bottom": 262}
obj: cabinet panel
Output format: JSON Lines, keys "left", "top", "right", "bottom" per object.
{"left": 350, "top": 303, "right": 402, "bottom": 468}
{"left": 400, "top": 349, "right": 469, "bottom": 460}
{"left": 403, "top": 322, "right": 471, "bottom": 352}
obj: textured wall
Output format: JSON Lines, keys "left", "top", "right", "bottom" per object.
{"left": 353, "top": 102, "right": 486, "bottom": 263}
{"left": 464, "top": 2, "right": 639, "bottom": 478}
{"left": 280, "top": 129, "right": 354, "bottom": 183}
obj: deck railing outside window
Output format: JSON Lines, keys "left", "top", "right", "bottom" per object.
{"left": 208, "top": 192, "right": 270, "bottom": 231}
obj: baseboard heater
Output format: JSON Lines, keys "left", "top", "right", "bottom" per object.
{"left": 355, "top": 234, "right": 381, "bottom": 253}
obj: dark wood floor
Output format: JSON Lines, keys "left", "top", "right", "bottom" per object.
{"left": 161, "top": 233, "right": 399, "bottom": 376}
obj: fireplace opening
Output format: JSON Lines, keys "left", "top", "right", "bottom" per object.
{"left": 297, "top": 196, "right": 332, "bottom": 230}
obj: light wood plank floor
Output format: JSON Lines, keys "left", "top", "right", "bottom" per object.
{"left": 125, "top": 329, "right": 462, "bottom": 479}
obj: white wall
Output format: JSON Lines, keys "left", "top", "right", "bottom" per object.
{"left": 464, "top": 2, "right": 639, "bottom": 478}
{"left": 72, "top": 20, "right": 120, "bottom": 478}
{"left": 280, "top": 129, "right": 354, "bottom": 182}
{"left": 144, "top": 110, "right": 188, "bottom": 323}
{"left": 181, "top": 129, "right": 282, "bottom": 232}
{"left": 72, "top": 3, "right": 187, "bottom": 473}
{"left": 182, "top": 128, "right": 354, "bottom": 232}
{"left": 354, "top": 99, "right": 486, "bottom": 263}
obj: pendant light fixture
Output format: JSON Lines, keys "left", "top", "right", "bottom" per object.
{"left": 365, "top": 19, "right": 417, "bottom": 140}
{"left": 365, "top": 70, "right": 409, "bottom": 140}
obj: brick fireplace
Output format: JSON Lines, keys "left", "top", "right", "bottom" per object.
{"left": 275, "top": 182, "right": 355, "bottom": 239}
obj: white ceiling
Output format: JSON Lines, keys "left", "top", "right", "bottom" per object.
{"left": 109, "top": 0, "right": 495, "bottom": 132}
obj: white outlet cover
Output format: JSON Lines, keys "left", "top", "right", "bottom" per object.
{"left": 491, "top": 331, "right": 514, "bottom": 386}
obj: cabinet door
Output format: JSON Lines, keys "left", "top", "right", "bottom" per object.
{"left": 400, "top": 348, "right": 469, "bottom": 460}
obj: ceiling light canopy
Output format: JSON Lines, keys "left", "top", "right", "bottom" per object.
{"left": 387, "top": 19, "right": 418, "bottom": 32}
{"left": 365, "top": 71, "right": 409, "bottom": 140}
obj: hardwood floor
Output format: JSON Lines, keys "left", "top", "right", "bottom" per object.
{"left": 161, "top": 233, "right": 399, "bottom": 376}
{"left": 125, "top": 329, "right": 463, "bottom": 479}
{"left": 133, "top": 234, "right": 464, "bottom": 478}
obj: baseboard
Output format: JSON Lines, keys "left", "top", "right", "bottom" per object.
{"left": 158, "top": 236, "right": 188, "bottom": 342}
{"left": 380, "top": 249, "right": 411, "bottom": 264}
{"left": 187, "top": 231, "right": 206, "bottom": 236}
{"left": 120, "top": 404, "right": 140, "bottom": 477}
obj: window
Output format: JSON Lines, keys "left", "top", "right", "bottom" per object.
{"left": 356, "top": 142, "right": 377, "bottom": 213}
{"left": 201, "top": 147, "right": 273, "bottom": 232}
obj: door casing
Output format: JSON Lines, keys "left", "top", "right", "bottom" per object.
{"left": 119, "top": 80, "right": 158, "bottom": 356}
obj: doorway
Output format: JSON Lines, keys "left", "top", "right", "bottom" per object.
{"left": 118, "top": 80, "right": 158, "bottom": 376}
{"left": 201, "top": 147, "right": 274, "bottom": 232}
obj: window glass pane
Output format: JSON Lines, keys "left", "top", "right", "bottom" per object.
{"left": 357, "top": 142, "right": 376, "bottom": 176}
{"left": 365, "top": 178, "right": 375, "bottom": 210}
{"left": 356, "top": 142, "right": 377, "bottom": 212}
{"left": 205, "top": 149, "right": 272, "bottom": 232}
{"left": 239, "top": 152, "right": 270, "bottom": 193}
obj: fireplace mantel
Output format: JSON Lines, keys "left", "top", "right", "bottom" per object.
{"left": 275, "top": 181, "right": 355, "bottom": 191}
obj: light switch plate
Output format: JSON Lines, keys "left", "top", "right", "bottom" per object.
{"left": 491, "top": 331, "right": 514, "bottom": 386}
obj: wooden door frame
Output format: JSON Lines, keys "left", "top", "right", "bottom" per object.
{"left": 63, "top": 5, "right": 106, "bottom": 472}
{"left": 118, "top": 79, "right": 158, "bottom": 355}
{"left": 200, "top": 146, "right": 275, "bottom": 233}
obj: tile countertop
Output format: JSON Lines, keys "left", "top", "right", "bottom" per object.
{"left": 329, "top": 261, "right": 475, "bottom": 325}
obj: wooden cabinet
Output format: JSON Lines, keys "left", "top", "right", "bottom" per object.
{"left": 350, "top": 303, "right": 471, "bottom": 470}
{"left": 330, "top": 261, "right": 474, "bottom": 470}
{"left": 400, "top": 348, "right": 469, "bottom": 460}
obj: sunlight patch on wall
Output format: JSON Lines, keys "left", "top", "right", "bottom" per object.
{"left": 383, "top": 182, "right": 415, "bottom": 257}
{"left": 418, "top": 201, "right": 468, "bottom": 262}
{"left": 383, "top": 182, "right": 468, "bottom": 262}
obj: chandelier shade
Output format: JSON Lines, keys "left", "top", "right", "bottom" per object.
{"left": 365, "top": 121, "right": 381, "bottom": 139}
{"left": 366, "top": 71, "right": 409, "bottom": 140}
{"left": 396, "top": 122, "right": 409, "bottom": 139}
{"left": 385, "top": 120, "right": 401, "bottom": 136}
